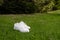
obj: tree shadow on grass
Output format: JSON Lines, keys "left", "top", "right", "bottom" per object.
{"left": 49, "top": 14, "right": 60, "bottom": 16}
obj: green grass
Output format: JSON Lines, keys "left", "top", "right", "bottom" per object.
{"left": 0, "top": 0, "right": 3, "bottom": 5}
{"left": 0, "top": 13, "right": 60, "bottom": 40}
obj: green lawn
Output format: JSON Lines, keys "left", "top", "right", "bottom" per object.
{"left": 0, "top": 13, "right": 60, "bottom": 40}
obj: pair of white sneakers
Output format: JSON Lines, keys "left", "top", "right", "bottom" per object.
{"left": 14, "top": 21, "right": 30, "bottom": 32}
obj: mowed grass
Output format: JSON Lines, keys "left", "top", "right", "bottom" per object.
{"left": 0, "top": 13, "right": 60, "bottom": 40}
